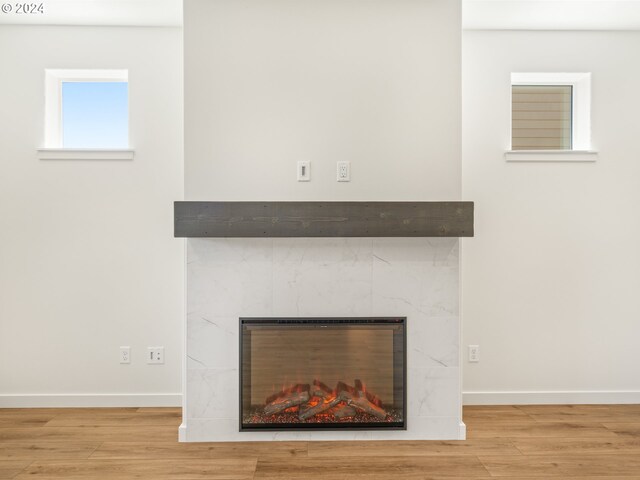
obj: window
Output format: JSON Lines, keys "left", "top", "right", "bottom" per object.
{"left": 512, "top": 85, "right": 572, "bottom": 150}
{"left": 41, "top": 69, "right": 132, "bottom": 159}
{"left": 508, "top": 73, "right": 595, "bottom": 161}
{"left": 62, "top": 81, "right": 128, "bottom": 149}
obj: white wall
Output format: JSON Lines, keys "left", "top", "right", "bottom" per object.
{"left": 185, "top": 0, "right": 461, "bottom": 201}
{"left": 462, "top": 30, "right": 640, "bottom": 404}
{"left": 0, "top": 25, "right": 183, "bottom": 406}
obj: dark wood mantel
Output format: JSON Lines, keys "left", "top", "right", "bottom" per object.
{"left": 174, "top": 201, "right": 473, "bottom": 238}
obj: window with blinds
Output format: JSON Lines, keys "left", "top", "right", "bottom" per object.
{"left": 512, "top": 85, "right": 572, "bottom": 150}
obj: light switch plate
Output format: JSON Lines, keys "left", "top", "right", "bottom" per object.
{"left": 297, "top": 161, "right": 310, "bottom": 181}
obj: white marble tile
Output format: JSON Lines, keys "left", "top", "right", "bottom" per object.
{"left": 187, "top": 368, "right": 238, "bottom": 419}
{"left": 272, "top": 263, "right": 372, "bottom": 317}
{"left": 373, "top": 238, "right": 459, "bottom": 265}
{"left": 408, "top": 367, "right": 461, "bottom": 418}
{"left": 183, "top": 416, "right": 464, "bottom": 442}
{"left": 184, "top": 237, "right": 462, "bottom": 441}
{"left": 400, "top": 416, "right": 465, "bottom": 440}
{"left": 187, "top": 316, "right": 238, "bottom": 370}
{"left": 272, "top": 238, "right": 373, "bottom": 317}
{"left": 188, "top": 238, "right": 273, "bottom": 265}
{"left": 188, "top": 261, "right": 272, "bottom": 317}
{"left": 273, "top": 238, "right": 373, "bottom": 263}
{"left": 407, "top": 316, "right": 459, "bottom": 368}
{"left": 372, "top": 261, "right": 459, "bottom": 317}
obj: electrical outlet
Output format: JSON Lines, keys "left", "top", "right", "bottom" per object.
{"left": 297, "top": 161, "right": 311, "bottom": 181}
{"left": 337, "top": 161, "right": 350, "bottom": 182}
{"left": 468, "top": 345, "right": 480, "bottom": 363}
{"left": 120, "top": 346, "right": 131, "bottom": 364}
{"left": 147, "top": 347, "right": 164, "bottom": 364}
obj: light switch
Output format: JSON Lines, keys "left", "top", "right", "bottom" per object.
{"left": 297, "top": 161, "right": 311, "bottom": 182}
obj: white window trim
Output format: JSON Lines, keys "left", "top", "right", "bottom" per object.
{"left": 507, "top": 72, "right": 597, "bottom": 162}
{"left": 505, "top": 150, "right": 597, "bottom": 162}
{"left": 37, "top": 148, "right": 134, "bottom": 161}
{"left": 41, "top": 69, "right": 133, "bottom": 160}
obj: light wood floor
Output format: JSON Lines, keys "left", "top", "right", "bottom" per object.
{"left": 2, "top": 405, "right": 640, "bottom": 479}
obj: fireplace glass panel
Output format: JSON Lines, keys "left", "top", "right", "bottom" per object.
{"left": 240, "top": 318, "right": 406, "bottom": 431}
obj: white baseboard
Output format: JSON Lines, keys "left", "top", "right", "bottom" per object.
{"left": 0, "top": 393, "right": 182, "bottom": 408}
{"left": 7, "top": 391, "right": 639, "bottom": 409}
{"left": 464, "top": 390, "right": 640, "bottom": 405}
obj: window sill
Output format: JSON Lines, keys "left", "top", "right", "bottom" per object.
{"left": 505, "top": 150, "right": 598, "bottom": 163}
{"left": 37, "top": 149, "right": 135, "bottom": 160}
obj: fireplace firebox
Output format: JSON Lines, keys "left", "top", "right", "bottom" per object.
{"left": 240, "top": 317, "right": 406, "bottom": 431}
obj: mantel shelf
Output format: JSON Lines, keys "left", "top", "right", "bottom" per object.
{"left": 174, "top": 201, "right": 474, "bottom": 238}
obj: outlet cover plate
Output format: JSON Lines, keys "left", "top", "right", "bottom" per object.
{"left": 120, "top": 346, "right": 131, "bottom": 364}
{"left": 147, "top": 347, "right": 164, "bottom": 365}
{"left": 468, "top": 345, "right": 479, "bottom": 363}
{"left": 337, "top": 161, "right": 350, "bottom": 182}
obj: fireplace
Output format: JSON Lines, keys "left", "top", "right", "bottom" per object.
{"left": 240, "top": 317, "right": 406, "bottom": 431}
{"left": 177, "top": 203, "right": 473, "bottom": 441}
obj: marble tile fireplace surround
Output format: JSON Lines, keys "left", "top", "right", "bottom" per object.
{"left": 176, "top": 201, "right": 473, "bottom": 442}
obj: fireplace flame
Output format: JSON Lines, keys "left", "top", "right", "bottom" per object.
{"left": 258, "top": 379, "right": 390, "bottom": 424}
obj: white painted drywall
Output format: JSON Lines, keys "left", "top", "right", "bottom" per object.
{"left": 462, "top": 30, "right": 640, "bottom": 403}
{"left": 0, "top": 25, "right": 183, "bottom": 406}
{"left": 185, "top": 0, "right": 462, "bottom": 201}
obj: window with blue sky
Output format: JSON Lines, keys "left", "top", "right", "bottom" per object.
{"left": 61, "top": 81, "right": 129, "bottom": 148}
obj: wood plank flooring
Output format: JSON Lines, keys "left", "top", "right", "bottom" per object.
{"left": 1, "top": 405, "right": 640, "bottom": 478}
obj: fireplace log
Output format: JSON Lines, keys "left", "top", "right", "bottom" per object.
{"left": 264, "top": 390, "right": 310, "bottom": 416}
{"left": 337, "top": 383, "right": 387, "bottom": 420}
{"left": 334, "top": 405, "right": 356, "bottom": 419}
{"left": 354, "top": 379, "right": 383, "bottom": 408}
{"left": 335, "top": 381, "right": 358, "bottom": 397}
{"left": 311, "top": 379, "right": 333, "bottom": 398}
{"left": 311, "top": 387, "right": 327, "bottom": 398}
{"left": 299, "top": 396, "right": 342, "bottom": 420}
{"left": 265, "top": 384, "right": 310, "bottom": 406}
{"left": 345, "top": 393, "right": 387, "bottom": 419}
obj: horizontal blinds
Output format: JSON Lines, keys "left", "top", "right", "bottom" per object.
{"left": 512, "top": 85, "right": 572, "bottom": 150}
